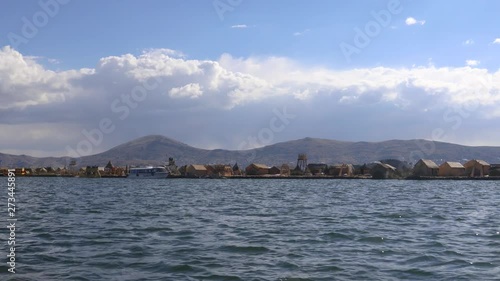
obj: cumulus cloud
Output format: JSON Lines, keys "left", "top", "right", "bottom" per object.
{"left": 493, "top": 38, "right": 500, "bottom": 44}
{"left": 1, "top": 46, "right": 500, "bottom": 157}
{"left": 0, "top": 46, "right": 82, "bottom": 110}
{"left": 169, "top": 83, "right": 203, "bottom": 99}
{"left": 466, "top": 60, "right": 480, "bottom": 67}
{"left": 405, "top": 17, "right": 426, "bottom": 26}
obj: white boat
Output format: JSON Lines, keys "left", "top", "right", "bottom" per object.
{"left": 127, "top": 166, "right": 169, "bottom": 179}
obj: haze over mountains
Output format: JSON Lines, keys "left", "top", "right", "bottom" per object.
{"left": 1, "top": 135, "right": 500, "bottom": 168}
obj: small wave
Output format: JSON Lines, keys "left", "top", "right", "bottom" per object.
{"left": 436, "top": 259, "right": 470, "bottom": 268}
{"left": 470, "top": 261, "right": 496, "bottom": 268}
{"left": 442, "top": 250, "right": 464, "bottom": 257}
{"left": 430, "top": 214, "right": 446, "bottom": 220}
{"left": 142, "top": 226, "right": 174, "bottom": 232}
{"left": 218, "top": 245, "right": 271, "bottom": 254}
{"left": 423, "top": 241, "right": 445, "bottom": 248}
{"left": 485, "top": 232, "right": 500, "bottom": 240}
{"left": 35, "top": 233, "right": 53, "bottom": 240}
{"left": 404, "top": 255, "right": 440, "bottom": 264}
{"left": 277, "top": 261, "right": 300, "bottom": 269}
{"left": 33, "top": 254, "right": 60, "bottom": 262}
{"left": 171, "top": 229, "right": 196, "bottom": 236}
{"left": 124, "top": 245, "right": 150, "bottom": 256}
{"left": 357, "top": 236, "right": 386, "bottom": 243}
{"left": 322, "top": 231, "right": 352, "bottom": 240}
{"left": 168, "top": 263, "right": 194, "bottom": 272}
{"left": 380, "top": 213, "right": 406, "bottom": 219}
{"left": 403, "top": 268, "right": 434, "bottom": 276}
{"left": 195, "top": 274, "right": 243, "bottom": 280}
{"left": 316, "top": 264, "right": 343, "bottom": 272}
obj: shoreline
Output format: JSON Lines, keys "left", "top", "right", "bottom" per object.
{"left": 4, "top": 174, "right": 500, "bottom": 180}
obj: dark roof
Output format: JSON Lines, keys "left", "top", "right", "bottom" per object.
{"left": 105, "top": 160, "right": 114, "bottom": 169}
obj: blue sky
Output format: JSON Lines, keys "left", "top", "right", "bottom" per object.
{"left": 1, "top": 0, "right": 500, "bottom": 158}
{"left": 3, "top": 0, "right": 499, "bottom": 70}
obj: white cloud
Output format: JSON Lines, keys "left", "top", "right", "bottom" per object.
{"left": 463, "top": 39, "right": 474, "bottom": 45}
{"left": 47, "top": 58, "right": 61, "bottom": 64}
{"left": 141, "top": 48, "right": 185, "bottom": 58}
{"left": 1, "top": 46, "right": 500, "bottom": 156}
{"left": 169, "top": 83, "right": 203, "bottom": 99}
{"left": 466, "top": 60, "right": 480, "bottom": 67}
{"left": 405, "top": 17, "right": 426, "bottom": 26}
{"left": 231, "top": 24, "right": 248, "bottom": 29}
{"left": 293, "top": 29, "right": 310, "bottom": 36}
{"left": 493, "top": 38, "right": 500, "bottom": 44}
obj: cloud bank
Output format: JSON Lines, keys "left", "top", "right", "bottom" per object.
{"left": 1, "top": 46, "right": 500, "bottom": 157}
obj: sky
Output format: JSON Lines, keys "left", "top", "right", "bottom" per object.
{"left": 0, "top": 0, "right": 500, "bottom": 158}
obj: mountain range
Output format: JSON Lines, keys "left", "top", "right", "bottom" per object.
{"left": 1, "top": 135, "right": 500, "bottom": 168}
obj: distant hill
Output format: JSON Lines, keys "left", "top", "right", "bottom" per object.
{"left": 1, "top": 135, "right": 500, "bottom": 168}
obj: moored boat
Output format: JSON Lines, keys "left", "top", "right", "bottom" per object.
{"left": 127, "top": 166, "right": 169, "bottom": 179}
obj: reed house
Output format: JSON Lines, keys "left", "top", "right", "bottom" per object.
{"left": 438, "top": 162, "right": 465, "bottom": 177}
{"left": 413, "top": 159, "right": 439, "bottom": 177}
{"left": 464, "top": 160, "right": 490, "bottom": 177}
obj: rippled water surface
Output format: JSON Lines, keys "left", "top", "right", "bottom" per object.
{"left": 2, "top": 178, "right": 500, "bottom": 280}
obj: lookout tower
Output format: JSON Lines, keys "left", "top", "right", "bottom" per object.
{"left": 168, "top": 157, "right": 176, "bottom": 166}
{"left": 297, "top": 153, "right": 308, "bottom": 172}
{"left": 69, "top": 159, "right": 77, "bottom": 175}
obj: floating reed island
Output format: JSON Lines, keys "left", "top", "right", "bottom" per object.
{"left": 2, "top": 154, "right": 500, "bottom": 180}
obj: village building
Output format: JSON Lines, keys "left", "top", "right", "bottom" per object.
{"left": 280, "top": 164, "right": 291, "bottom": 176}
{"left": 232, "top": 163, "right": 242, "bottom": 176}
{"left": 358, "top": 164, "right": 371, "bottom": 176}
{"left": 36, "top": 167, "right": 48, "bottom": 174}
{"left": 490, "top": 164, "right": 500, "bottom": 176}
{"left": 370, "top": 162, "right": 398, "bottom": 179}
{"left": 104, "top": 160, "right": 115, "bottom": 173}
{"left": 210, "top": 164, "right": 234, "bottom": 177}
{"left": 327, "top": 164, "right": 354, "bottom": 177}
{"left": 186, "top": 165, "right": 209, "bottom": 178}
{"left": 269, "top": 166, "right": 281, "bottom": 175}
{"left": 178, "top": 165, "right": 187, "bottom": 176}
{"left": 15, "top": 167, "right": 26, "bottom": 176}
{"left": 413, "top": 159, "right": 439, "bottom": 177}
{"left": 291, "top": 164, "right": 304, "bottom": 176}
{"left": 204, "top": 165, "right": 215, "bottom": 176}
{"left": 464, "top": 160, "right": 490, "bottom": 177}
{"left": 307, "top": 163, "right": 328, "bottom": 175}
{"left": 1, "top": 168, "right": 9, "bottom": 176}
{"left": 82, "top": 166, "right": 101, "bottom": 178}
{"left": 438, "top": 162, "right": 465, "bottom": 177}
{"left": 245, "top": 163, "right": 270, "bottom": 175}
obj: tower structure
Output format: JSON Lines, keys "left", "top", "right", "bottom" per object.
{"left": 297, "top": 153, "right": 308, "bottom": 172}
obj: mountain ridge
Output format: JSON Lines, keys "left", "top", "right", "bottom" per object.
{"left": 1, "top": 135, "right": 500, "bottom": 168}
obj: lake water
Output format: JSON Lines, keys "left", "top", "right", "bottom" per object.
{"left": 1, "top": 178, "right": 499, "bottom": 280}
